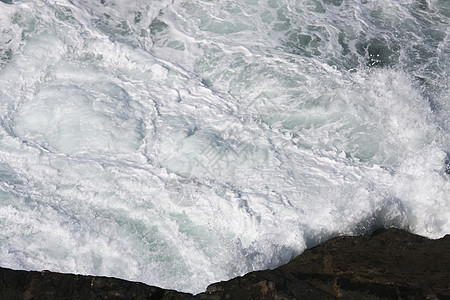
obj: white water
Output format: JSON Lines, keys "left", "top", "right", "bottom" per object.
{"left": 0, "top": 0, "right": 449, "bottom": 294}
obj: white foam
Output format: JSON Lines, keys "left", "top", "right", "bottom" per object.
{"left": 12, "top": 82, "right": 144, "bottom": 155}
{"left": 0, "top": 0, "right": 449, "bottom": 294}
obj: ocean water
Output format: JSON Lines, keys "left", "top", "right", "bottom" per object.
{"left": 0, "top": 0, "right": 449, "bottom": 293}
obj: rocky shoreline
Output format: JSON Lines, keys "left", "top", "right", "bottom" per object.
{"left": 1, "top": 228, "right": 449, "bottom": 299}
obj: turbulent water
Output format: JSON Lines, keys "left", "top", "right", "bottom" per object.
{"left": 0, "top": 0, "right": 449, "bottom": 294}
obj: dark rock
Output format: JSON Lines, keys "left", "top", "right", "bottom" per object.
{"left": 0, "top": 267, "right": 194, "bottom": 300}
{"left": 1, "top": 228, "right": 449, "bottom": 299}
{"left": 202, "top": 228, "right": 450, "bottom": 299}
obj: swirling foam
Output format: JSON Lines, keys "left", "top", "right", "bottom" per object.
{"left": 0, "top": 0, "right": 449, "bottom": 294}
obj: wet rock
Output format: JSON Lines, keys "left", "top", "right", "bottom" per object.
{"left": 0, "top": 267, "right": 194, "bottom": 300}
{"left": 199, "top": 228, "right": 450, "bottom": 299}
{"left": 1, "top": 228, "right": 449, "bottom": 299}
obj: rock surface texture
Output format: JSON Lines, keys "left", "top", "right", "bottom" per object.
{"left": 1, "top": 228, "right": 449, "bottom": 299}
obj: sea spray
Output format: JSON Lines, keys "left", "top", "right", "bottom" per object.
{"left": 0, "top": 0, "right": 449, "bottom": 293}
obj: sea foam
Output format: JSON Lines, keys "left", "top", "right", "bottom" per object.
{"left": 0, "top": 0, "right": 449, "bottom": 294}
